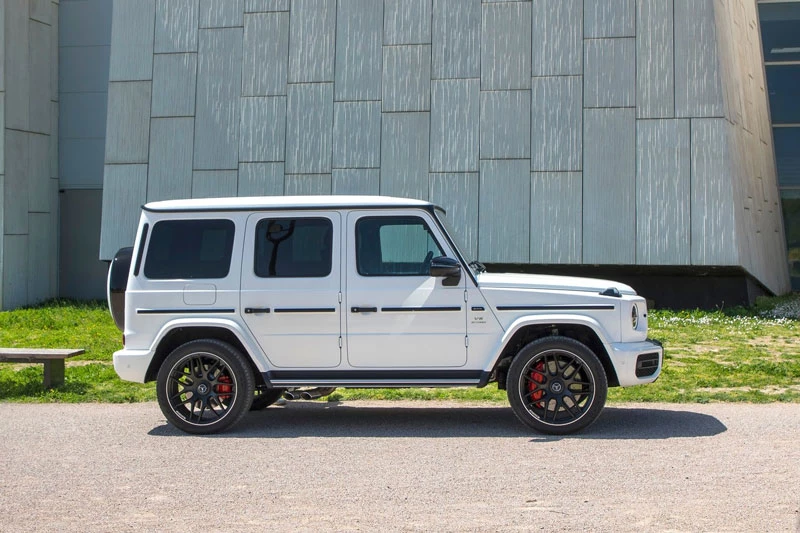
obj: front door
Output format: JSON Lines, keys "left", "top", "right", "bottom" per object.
{"left": 240, "top": 212, "right": 342, "bottom": 368}
{"left": 345, "top": 211, "right": 467, "bottom": 367}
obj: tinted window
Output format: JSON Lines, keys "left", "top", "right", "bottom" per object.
{"left": 255, "top": 218, "right": 332, "bottom": 278}
{"left": 144, "top": 219, "right": 235, "bottom": 279}
{"left": 356, "top": 216, "right": 444, "bottom": 276}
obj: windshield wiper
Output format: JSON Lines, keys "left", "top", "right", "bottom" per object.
{"left": 468, "top": 261, "right": 487, "bottom": 273}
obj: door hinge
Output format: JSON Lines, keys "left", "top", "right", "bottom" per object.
{"left": 465, "top": 336, "right": 469, "bottom": 348}
{"left": 338, "top": 292, "right": 342, "bottom": 304}
{"left": 338, "top": 336, "right": 343, "bottom": 348}
{"left": 463, "top": 289, "right": 468, "bottom": 302}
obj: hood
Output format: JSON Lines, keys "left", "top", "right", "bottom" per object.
{"left": 476, "top": 272, "right": 637, "bottom": 296}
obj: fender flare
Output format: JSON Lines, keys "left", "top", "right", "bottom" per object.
{"left": 485, "top": 313, "right": 615, "bottom": 371}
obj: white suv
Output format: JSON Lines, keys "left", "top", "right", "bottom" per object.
{"left": 108, "top": 196, "right": 662, "bottom": 435}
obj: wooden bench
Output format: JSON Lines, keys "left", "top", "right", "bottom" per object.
{"left": 0, "top": 348, "right": 85, "bottom": 388}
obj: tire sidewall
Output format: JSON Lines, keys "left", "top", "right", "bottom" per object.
{"left": 156, "top": 339, "right": 255, "bottom": 434}
{"left": 507, "top": 336, "right": 608, "bottom": 435}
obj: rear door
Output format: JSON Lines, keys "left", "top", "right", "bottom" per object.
{"left": 240, "top": 212, "right": 342, "bottom": 368}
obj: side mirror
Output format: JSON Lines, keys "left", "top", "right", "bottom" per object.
{"left": 430, "top": 256, "right": 461, "bottom": 286}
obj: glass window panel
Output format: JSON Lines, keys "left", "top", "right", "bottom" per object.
{"left": 774, "top": 127, "right": 800, "bottom": 187}
{"left": 254, "top": 218, "right": 333, "bottom": 278}
{"left": 759, "top": 3, "right": 800, "bottom": 62}
{"left": 356, "top": 216, "right": 444, "bottom": 277}
{"left": 765, "top": 65, "right": 800, "bottom": 124}
{"left": 145, "top": 219, "right": 235, "bottom": 279}
{"left": 780, "top": 190, "right": 800, "bottom": 291}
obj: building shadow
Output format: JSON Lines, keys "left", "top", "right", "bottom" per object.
{"left": 148, "top": 402, "right": 727, "bottom": 440}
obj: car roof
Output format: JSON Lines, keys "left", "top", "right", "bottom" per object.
{"left": 143, "top": 195, "right": 439, "bottom": 213}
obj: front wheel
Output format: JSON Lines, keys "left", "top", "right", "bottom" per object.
{"left": 156, "top": 339, "right": 255, "bottom": 434}
{"left": 507, "top": 336, "right": 607, "bottom": 435}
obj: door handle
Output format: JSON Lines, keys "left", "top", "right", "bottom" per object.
{"left": 244, "top": 307, "right": 271, "bottom": 314}
{"left": 351, "top": 306, "right": 378, "bottom": 313}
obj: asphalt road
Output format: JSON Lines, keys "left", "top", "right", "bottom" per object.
{"left": 1, "top": 401, "right": 798, "bottom": 532}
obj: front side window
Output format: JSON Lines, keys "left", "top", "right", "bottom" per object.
{"left": 254, "top": 218, "right": 333, "bottom": 278}
{"left": 144, "top": 219, "right": 235, "bottom": 279}
{"left": 356, "top": 216, "right": 444, "bottom": 276}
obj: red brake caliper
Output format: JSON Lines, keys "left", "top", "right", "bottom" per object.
{"left": 528, "top": 362, "right": 546, "bottom": 408}
{"left": 216, "top": 375, "right": 233, "bottom": 402}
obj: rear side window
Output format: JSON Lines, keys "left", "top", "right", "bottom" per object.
{"left": 144, "top": 219, "right": 235, "bottom": 279}
{"left": 254, "top": 218, "right": 333, "bottom": 278}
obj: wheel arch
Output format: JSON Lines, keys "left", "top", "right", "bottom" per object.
{"left": 489, "top": 318, "right": 619, "bottom": 389}
{"left": 144, "top": 321, "right": 266, "bottom": 385}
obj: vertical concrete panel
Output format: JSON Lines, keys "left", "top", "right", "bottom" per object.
{"left": 27, "top": 213, "right": 51, "bottom": 303}
{"left": 584, "top": 38, "right": 635, "bottom": 108}
{"left": 151, "top": 53, "right": 197, "bottom": 117}
{"left": 382, "top": 45, "right": 431, "bottom": 112}
{"left": 675, "top": 0, "right": 724, "bottom": 118}
{"left": 29, "top": 20, "right": 51, "bottom": 134}
{"left": 60, "top": 139, "right": 106, "bottom": 188}
{"left": 238, "top": 162, "right": 285, "bottom": 196}
{"left": 2, "top": 235, "right": 28, "bottom": 309}
{"left": 242, "top": 11, "right": 289, "bottom": 96}
{"left": 49, "top": 102, "right": 57, "bottom": 179}
{"left": 332, "top": 101, "right": 382, "bottom": 169}
{"left": 99, "top": 164, "right": 148, "bottom": 259}
{"left": 480, "top": 90, "right": 530, "bottom": 160}
{"left": 531, "top": 76, "right": 582, "bottom": 171}
{"left": 60, "top": 93, "right": 108, "bottom": 138}
{"left": 432, "top": 0, "right": 480, "bottom": 79}
{"left": 288, "top": 0, "right": 336, "bottom": 83}
{"left": 583, "top": 108, "right": 635, "bottom": 264}
{"left": 481, "top": 2, "right": 531, "bottom": 90}
{"left": 530, "top": 172, "right": 582, "bottom": 263}
{"left": 584, "top": 0, "right": 635, "bottom": 38}
{"left": 429, "top": 172, "right": 479, "bottom": 260}
{"left": 194, "top": 28, "right": 243, "bottom": 170}
{"left": 691, "top": 118, "right": 738, "bottom": 265}
{"left": 59, "top": 190, "right": 108, "bottom": 300}
{"left": 430, "top": 79, "right": 479, "bottom": 172}
{"left": 59, "top": 46, "right": 111, "bottom": 93}
{"left": 332, "top": 169, "right": 381, "bottom": 195}
{"left": 28, "top": 133, "right": 50, "bottom": 213}
{"left": 478, "top": 160, "right": 530, "bottom": 263}
{"left": 105, "top": 81, "right": 152, "bottom": 164}
{"left": 636, "top": 119, "right": 690, "bottom": 264}
{"left": 285, "top": 83, "right": 334, "bottom": 174}
{"left": 637, "top": 0, "right": 675, "bottom": 119}
{"left": 285, "top": 174, "right": 333, "bottom": 195}
{"left": 59, "top": 0, "right": 114, "bottom": 47}
{"left": 109, "top": 0, "right": 155, "bottom": 81}
{"left": 29, "top": 0, "right": 50, "bottom": 24}
{"left": 5, "top": 0, "right": 30, "bottom": 130}
{"left": 50, "top": 2, "right": 58, "bottom": 103}
{"left": 380, "top": 112, "right": 429, "bottom": 200}
{"left": 193, "top": 170, "right": 238, "bottom": 198}
{"left": 384, "top": 0, "right": 431, "bottom": 45}
{"left": 148, "top": 118, "right": 194, "bottom": 201}
{"left": 531, "top": 0, "right": 582, "bottom": 76}
{"left": 335, "top": 0, "right": 383, "bottom": 101}
{"left": 155, "top": 0, "right": 199, "bottom": 53}
{"left": 245, "top": 0, "right": 290, "bottom": 12}
{"left": 239, "top": 96, "right": 286, "bottom": 162}
{"left": 48, "top": 183, "right": 58, "bottom": 298}
{"left": 3, "top": 130, "right": 29, "bottom": 234}
{"left": 199, "top": 0, "right": 243, "bottom": 28}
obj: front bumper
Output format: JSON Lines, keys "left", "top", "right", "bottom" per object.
{"left": 113, "top": 348, "right": 155, "bottom": 383}
{"left": 608, "top": 339, "right": 663, "bottom": 387}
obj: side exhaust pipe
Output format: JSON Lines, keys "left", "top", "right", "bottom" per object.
{"left": 300, "top": 387, "right": 337, "bottom": 400}
{"left": 283, "top": 389, "right": 304, "bottom": 400}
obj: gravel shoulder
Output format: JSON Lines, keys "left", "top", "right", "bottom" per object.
{"left": 1, "top": 401, "right": 798, "bottom": 532}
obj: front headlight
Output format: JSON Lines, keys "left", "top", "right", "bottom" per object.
{"left": 631, "top": 304, "right": 639, "bottom": 329}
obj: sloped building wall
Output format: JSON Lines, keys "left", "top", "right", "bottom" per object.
{"left": 1, "top": 0, "right": 60, "bottom": 310}
{"left": 99, "top": 0, "right": 790, "bottom": 296}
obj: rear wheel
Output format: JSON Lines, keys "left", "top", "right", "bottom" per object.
{"left": 507, "top": 336, "right": 607, "bottom": 435}
{"left": 156, "top": 339, "right": 255, "bottom": 434}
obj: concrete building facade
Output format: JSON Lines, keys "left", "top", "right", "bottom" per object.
{"left": 0, "top": 0, "right": 796, "bottom": 309}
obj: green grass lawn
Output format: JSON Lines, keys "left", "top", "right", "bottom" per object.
{"left": 0, "top": 296, "right": 798, "bottom": 404}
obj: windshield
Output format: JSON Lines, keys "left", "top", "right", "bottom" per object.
{"left": 433, "top": 208, "right": 484, "bottom": 274}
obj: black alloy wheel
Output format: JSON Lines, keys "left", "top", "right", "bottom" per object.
{"left": 157, "top": 339, "right": 255, "bottom": 434}
{"left": 507, "top": 336, "right": 607, "bottom": 435}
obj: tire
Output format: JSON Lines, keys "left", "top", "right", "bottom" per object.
{"left": 507, "top": 336, "right": 607, "bottom": 435}
{"left": 250, "top": 388, "right": 285, "bottom": 411}
{"left": 156, "top": 339, "right": 255, "bottom": 434}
